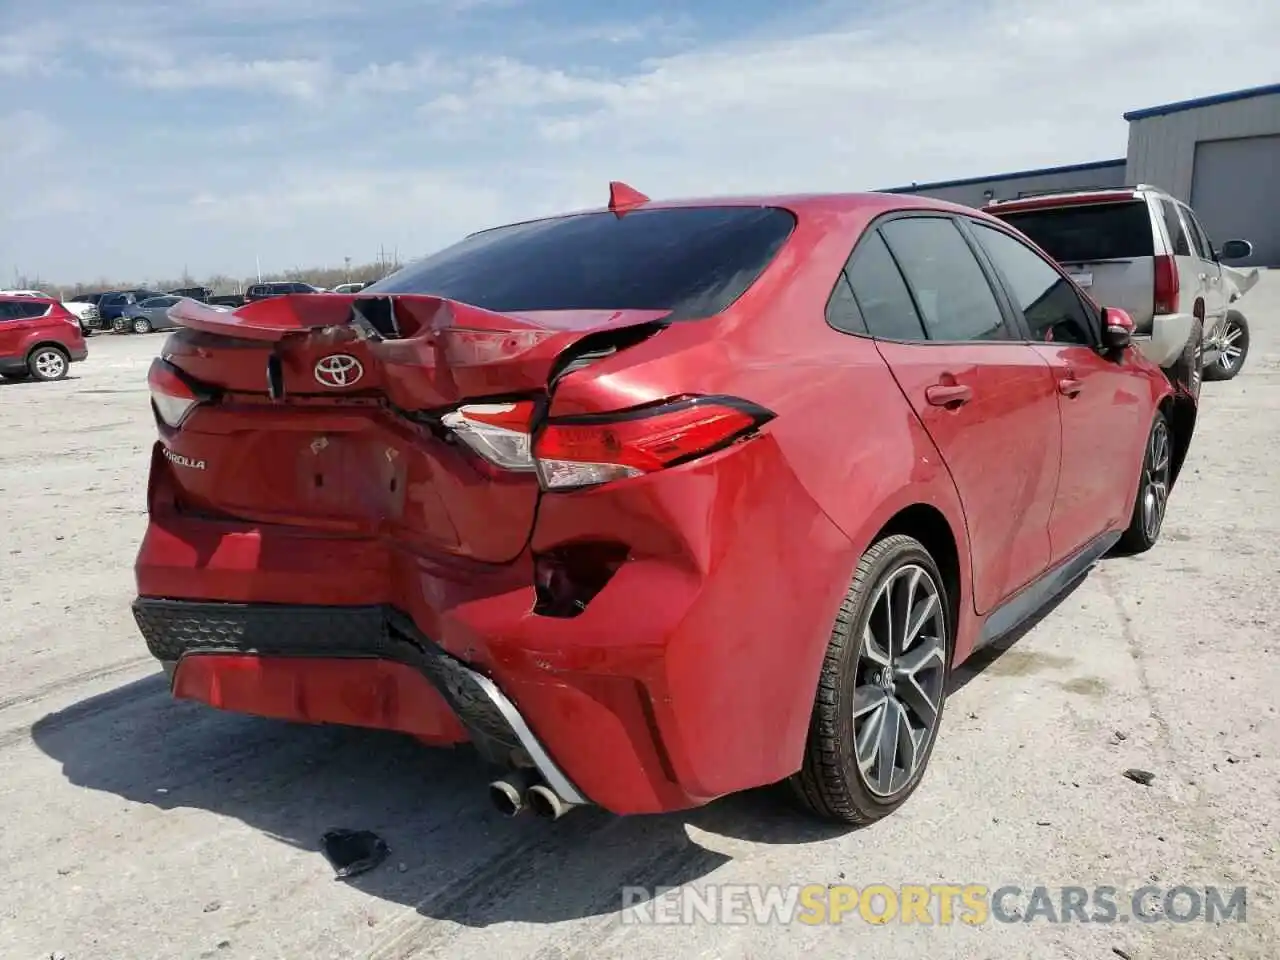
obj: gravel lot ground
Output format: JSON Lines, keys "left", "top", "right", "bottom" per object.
{"left": 2, "top": 281, "right": 1277, "bottom": 960}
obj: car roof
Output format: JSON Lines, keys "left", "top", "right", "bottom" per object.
{"left": 466, "top": 190, "right": 1008, "bottom": 237}
{"left": 0, "top": 293, "right": 57, "bottom": 303}
{"left": 983, "top": 185, "right": 1170, "bottom": 214}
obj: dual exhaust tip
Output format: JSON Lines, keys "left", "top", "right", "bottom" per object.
{"left": 489, "top": 770, "right": 579, "bottom": 821}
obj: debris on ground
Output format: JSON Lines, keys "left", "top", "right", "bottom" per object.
{"left": 320, "top": 829, "right": 390, "bottom": 880}
{"left": 1112, "top": 948, "right": 1134, "bottom": 960}
{"left": 1123, "top": 769, "right": 1155, "bottom": 786}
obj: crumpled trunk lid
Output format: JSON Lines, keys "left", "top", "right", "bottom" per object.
{"left": 157, "top": 294, "right": 669, "bottom": 563}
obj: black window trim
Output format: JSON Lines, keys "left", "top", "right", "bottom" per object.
{"left": 960, "top": 215, "right": 1105, "bottom": 348}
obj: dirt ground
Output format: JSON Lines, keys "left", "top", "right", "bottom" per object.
{"left": 2, "top": 280, "right": 1277, "bottom": 959}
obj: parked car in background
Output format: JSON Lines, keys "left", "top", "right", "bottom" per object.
{"left": 332, "top": 282, "right": 369, "bottom": 294}
{"left": 97, "top": 290, "right": 166, "bottom": 330}
{"left": 244, "top": 281, "right": 325, "bottom": 302}
{"left": 119, "top": 295, "right": 185, "bottom": 334}
{"left": 135, "top": 186, "right": 1194, "bottom": 826}
{"left": 985, "top": 186, "right": 1258, "bottom": 385}
{"left": 207, "top": 294, "right": 247, "bottom": 309}
{"left": 168, "top": 286, "right": 213, "bottom": 302}
{"left": 0, "top": 295, "right": 88, "bottom": 382}
{"left": 0, "top": 289, "right": 99, "bottom": 335}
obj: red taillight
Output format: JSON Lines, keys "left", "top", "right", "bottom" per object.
{"left": 534, "top": 397, "right": 774, "bottom": 491}
{"left": 442, "top": 395, "right": 774, "bottom": 491}
{"left": 1153, "top": 254, "right": 1179, "bottom": 315}
{"left": 147, "top": 357, "right": 204, "bottom": 428}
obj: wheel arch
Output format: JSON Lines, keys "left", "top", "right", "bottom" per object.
{"left": 867, "top": 502, "right": 964, "bottom": 661}
{"left": 26, "top": 340, "right": 71, "bottom": 362}
{"left": 1160, "top": 394, "right": 1196, "bottom": 487}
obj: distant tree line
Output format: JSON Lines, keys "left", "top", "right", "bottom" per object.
{"left": 10, "top": 255, "right": 406, "bottom": 299}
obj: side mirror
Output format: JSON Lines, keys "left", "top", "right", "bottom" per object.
{"left": 1219, "top": 239, "right": 1252, "bottom": 261}
{"left": 1100, "top": 306, "right": 1134, "bottom": 351}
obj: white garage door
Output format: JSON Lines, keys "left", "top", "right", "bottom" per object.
{"left": 1190, "top": 134, "right": 1280, "bottom": 267}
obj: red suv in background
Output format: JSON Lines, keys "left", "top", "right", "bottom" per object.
{"left": 0, "top": 295, "right": 88, "bottom": 382}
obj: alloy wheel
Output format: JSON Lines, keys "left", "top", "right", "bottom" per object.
{"left": 854, "top": 563, "right": 947, "bottom": 798}
{"left": 1141, "top": 419, "right": 1172, "bottom": 542}
{"left": 1218, "top": 320, "right": 1244, "bottom": 373}
{"left": 133, "top": 318, "right": 152, "bottom": 335}
{"left": 33, "top": 349, "right": 67, "bottom": 380}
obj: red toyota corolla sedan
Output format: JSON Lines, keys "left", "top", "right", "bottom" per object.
{"left": 132, "top": 186, "right": 1195, "bottom": 825}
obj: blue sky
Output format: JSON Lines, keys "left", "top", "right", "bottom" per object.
{"left": 3, "top": 0, "right": 1278, "bottom": 285}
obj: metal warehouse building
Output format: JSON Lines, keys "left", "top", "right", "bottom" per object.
{"left": 882, "top": 83, "right": 1280, "bottom": 267}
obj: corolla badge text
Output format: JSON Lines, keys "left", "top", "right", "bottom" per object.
{"left": 163, "top": 447, "right": 206, "bottom": 470}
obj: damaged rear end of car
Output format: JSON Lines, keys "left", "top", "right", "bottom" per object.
{"left": 132, "top": 201, "right": 842, "bottom": 819}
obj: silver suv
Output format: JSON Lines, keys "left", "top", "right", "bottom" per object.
{"left": 985, "top": 185, "right": 1258, "bottom": 385}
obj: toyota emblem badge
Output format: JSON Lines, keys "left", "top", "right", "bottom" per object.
{"left": 314, "top": 354, "right": 364, "bottom": 388}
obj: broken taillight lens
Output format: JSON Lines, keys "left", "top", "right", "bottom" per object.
{"left": 442, "top": 396, "right": 774, "bottom": 491}
{"left": 147, "top": 357, "right": 205, "bottom": 429}
{"left": 440, "top": 400, "right": 539, "bottom": 472}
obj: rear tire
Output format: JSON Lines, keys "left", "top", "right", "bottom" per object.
{"left": 1203, "top": 313, "right": 1249, "bottom": 382}
{"left": 1116, "top": 411, "right": 1172, "bottom": 555}
{"left": 791, "top": 534, "right": 951, "bottom": 825}
{"left": 132, "top": 317, "right": 153, "bottom": 335}
{"left": 27, "top": 345, "right": 70, "bottom": 382}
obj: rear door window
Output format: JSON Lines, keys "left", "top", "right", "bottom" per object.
{"left": 1158, "top": 199, "right": 1192, "bottom": 256}
{"left": 368, "top": 206, "right": 796, "bottom": 318}
{"left": 1180, "top": 204, "right": 1214, "bottom": 260}
{"left": 845, "top": 231, "right": 927, "bottom": 341}
{"left": 879, "top": 217, "right": 1012, "bottom": 342}
{"left": 825, "top": 273, "right": 868, "bottom": 335}
{"left": 996, "top": 200, "right": 1155, "bottom": 263}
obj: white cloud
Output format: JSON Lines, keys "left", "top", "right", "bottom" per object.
{"left": 121, "top": 55, "right": 332, "bottom": 100}
{"left": 414, "top": 0, "right": 1280, "bottom": 197}
{"left": 11, "top": 0, "right": 1280, "bottom": 282}
{"left": 0, "top": 24, "right": 63, "bottom": 76}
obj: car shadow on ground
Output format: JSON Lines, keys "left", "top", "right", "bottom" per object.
{"left": 31, "top": 673, "right": 851, "bottom": 929}
{"left": 0, "top": 375, "right": 83, "bottom": 387}
{"left": 948, "top": 574, "right": 1088, "bottom": 694}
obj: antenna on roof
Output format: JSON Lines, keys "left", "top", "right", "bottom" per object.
{"left": 608, "top": 181, "right": 649, "bottom": 216}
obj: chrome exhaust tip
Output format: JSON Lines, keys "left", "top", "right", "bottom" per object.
{"left": 489, "top": 768, "right": 538, "bottom": 818}
{"left": 526, "top": 783, "right": 580, "bottom": 821}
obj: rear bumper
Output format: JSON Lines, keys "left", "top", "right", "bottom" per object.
{"left": 70, "top": 344, "right": 88, "bottom": 362}
{"left": 133, "top": 598, "right": 588, "bottom": 805}
{"left": 133, "top": 437, "right": 858, "bottom": 815}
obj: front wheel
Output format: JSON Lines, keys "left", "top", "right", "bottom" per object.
{"left": 1116, "top": 411, "right": 1172, "bottom": 555}
{"left": 28, "top": 346, "right": 70, "bottom": 382}
{"left": 1203, "top": 313, "right": 1249, "bottom": 381}
{"left": 132, "top": 317, "right": 153, "bottom": 335}
{"left": 791, "top": 534, "right": 951, "bottom": 824}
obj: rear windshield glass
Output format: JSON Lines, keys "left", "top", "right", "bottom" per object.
{"left": 367, "top": 206, "right": 796, "bottom": 318}
{"left": 996, "top": 201, "right": 1154, "bottom": 264}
